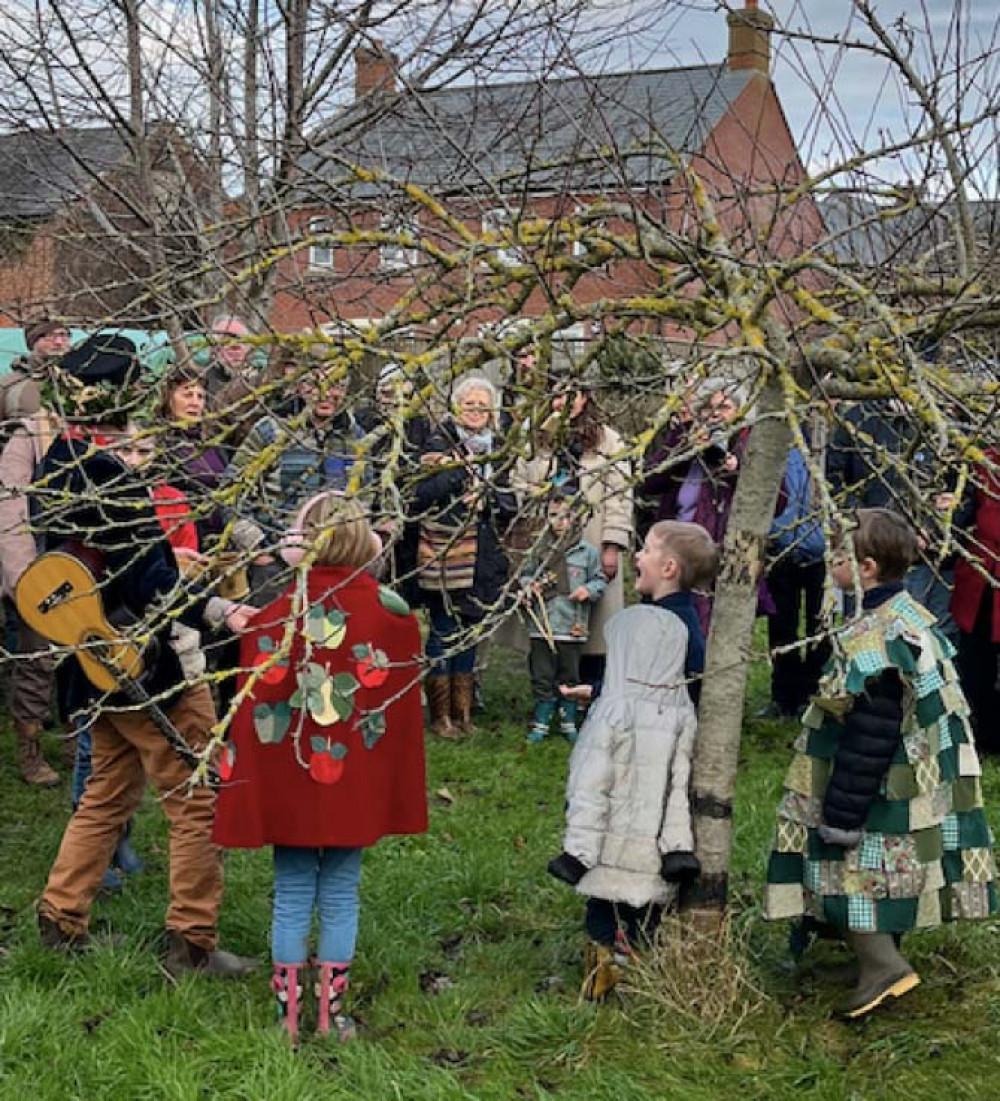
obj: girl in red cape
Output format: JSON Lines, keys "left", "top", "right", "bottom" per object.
{"left": 213, "top": 491, "right": 427, "bottom": 1044}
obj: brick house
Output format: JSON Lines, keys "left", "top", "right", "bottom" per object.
{"left": 269, "top": 1, "right": 824, "bottom": 348}
{"left": 0, "top": 124, "right": 206, "bottom": 329}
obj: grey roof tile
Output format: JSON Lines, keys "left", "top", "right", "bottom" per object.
{"left": 0, "top": 127, "right": 129, "bottom": 220}
{"left": 299, "top": 64, "right": 754, "bottom": 200}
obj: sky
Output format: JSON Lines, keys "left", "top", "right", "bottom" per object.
{"left": 588, "top": 1, "right": 1000, "bottom": 191}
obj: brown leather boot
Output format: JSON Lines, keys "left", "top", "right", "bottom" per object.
{"left": 451, "top": 672, "right": 476, "bottom": 735}
{"left": 163, "top": 929, "right": 259, "bottom": 980}
{"left": 426, "top": 675, "right": 459, "bottom": 739}
{"left": 16, "top": 720, "right": 60, "bottom": 787}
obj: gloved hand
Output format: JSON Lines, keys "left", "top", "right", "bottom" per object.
{"left": 660, "top": 851, "right": 701, "bottom": 883}
{"left": 817, "top": 823, "right": 862, "bottom": 847}
{"left": 547, "top": 852, "right": 589, "bottom": 886}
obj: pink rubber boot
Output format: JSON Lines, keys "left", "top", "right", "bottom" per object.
{"left": 271, "top": 962, "right": 303, "bottom": 1045}
{"left": 315, "top": 961, "right": 356, "bottom": 1041}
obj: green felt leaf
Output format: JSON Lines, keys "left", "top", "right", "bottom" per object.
{"left": 253, "top": 701, "right": 291, "bottom": 745}
{"left": 377, "top": 586, "right": 410, "bottom": 616}
{"left": 333, "top": 671, "right": 360, "bottom": 695}
{"left": 360, "top": 711, "right": 386, "bottom": 750}
{"left": 332, "top": 693, "right": 354, "bottom": 721}
{"left": 351, "top": 643, "right": 371, "bottom": 660}
{"left": 310, "top": 735, "right": 328, "bottom": 754}
{"left": 331, "top": 742, "right": 348, "bottom": 760}
{"left": 256, "top": 635, "right": 275, "bottom": 653}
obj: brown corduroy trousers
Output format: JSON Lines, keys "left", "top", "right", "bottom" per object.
{"left": 39, "top": 683, "right": 222, "bottom": 949}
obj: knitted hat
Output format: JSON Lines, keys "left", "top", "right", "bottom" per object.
{"left": 24, "top": 318, "right": 63, "bottom": 350}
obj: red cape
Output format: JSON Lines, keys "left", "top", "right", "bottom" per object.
{"left": 213, "top": 566, "right": 427, "bottom": 849}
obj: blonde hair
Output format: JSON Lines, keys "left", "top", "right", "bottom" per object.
{"left": 300, "top": 493, "right": 375, "bottom": 568}
{"left": 649, "top": 520, "right": 719, "bottom": 590}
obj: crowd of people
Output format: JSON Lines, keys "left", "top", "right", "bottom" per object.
{"left": 1, "top": 317, "right": 999, "bottom": 1033}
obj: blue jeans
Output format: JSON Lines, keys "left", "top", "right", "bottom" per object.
{"left": 72, "top": 719, "right": 92, "bottom": 808}
{"left": 271, "top": 846, "right": 363, "bottom": 964}
{"left": 426, "top": 598, "right": 477, "bottom": 675}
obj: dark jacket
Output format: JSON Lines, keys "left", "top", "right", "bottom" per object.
{"left": 160, "top": 425, "right": 229, "bottom": 545}
{"left": 656, "top": 591, "right": 706, "bottom": 707}
{"left": 35, "top": 434, "right": 210, "bottom": 714}
{"left": 639, "top": 423, "right": 748, "bottom": 543}
{"left": 821, "top": 583, "right": 906, "bottom": 831}
{"left": 413, "top": 418, "right": 516, "bottom": 620}
{"left": 826, "top": 400, "right": 935, "bottom": 510}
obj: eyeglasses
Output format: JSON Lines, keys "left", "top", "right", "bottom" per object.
{"left": 459, "top": 402, "right": 492, "bottom": 413}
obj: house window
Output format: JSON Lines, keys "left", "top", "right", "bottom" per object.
{"left": 380, "top": 216, "right": 420, "bottom": 271}
{"left": 308, "top": 218, "right": 335, "bottom": 270}
{"left": 482, "top": 208, "right": 522, "bottom": 267}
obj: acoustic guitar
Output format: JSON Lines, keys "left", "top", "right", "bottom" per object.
{"left": 15, "top": 550, "right": 218, "bottom": 782}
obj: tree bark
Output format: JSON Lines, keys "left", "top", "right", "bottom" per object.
{"left": 685, "top": 373, "right": 791, "bottom": 918}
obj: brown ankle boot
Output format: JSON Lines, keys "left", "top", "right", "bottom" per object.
{"left": 426, "top": 675, "right": 459, "bottom": 739}
{"left": 163, "top": 929, "right": 259, "bottom": 980}
{"left": 16, "top": 720, "right": 60, "bottom": 787}
{"left": 451, "top": 673, "right": 476, "bottom": 735}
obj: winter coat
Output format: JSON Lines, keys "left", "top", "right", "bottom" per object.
{"left": 951, "top": 449, "right": 1000, "bottom": 642}
{"left": 0, "top": 410, "right": 57, "bottom": 597}
{"left": 159, "top": 425, "right": 229, "bottom": 545}
{"left": 826, "top": 400, "right": 935, "bottom": 510}
{"left": 639, "top": 423, "right": 748, "bottom": 545}
{"left": 519, "top": 537, "right": 607, "bottom": 642}
{"left": 33, "top": 432, "right": 227, "bottom": 714}
{"left": 413, "top": 418, "right": 516, "bottom": 621}
{"left": 513, "top": 424, "right": 633, "bottom": 656}
{"left": 769, "top": 445, "right": 824, "bottom": 564}
{"left": 226, "top": 409, "right": 367, "bottom": 553}
{"left": 212, "top": 566, "right": 428, "bottom": 849}
{"left": 562, "top": 603, "right": 698, "bottom": 908}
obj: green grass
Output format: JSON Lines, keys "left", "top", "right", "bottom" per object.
{"left": 3, "top": 641, "right": 1000, "bottom": 1100}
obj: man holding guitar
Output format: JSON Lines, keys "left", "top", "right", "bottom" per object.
{"left": 26, "top": 333, "right": 258, "bottom": 979}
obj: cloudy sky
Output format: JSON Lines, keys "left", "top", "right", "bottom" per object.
{"left": 586, "top": 1, "right": 1000, "bottom": 188}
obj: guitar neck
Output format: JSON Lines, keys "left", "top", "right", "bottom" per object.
{"left": 113, "top": 677, "right": 220, "bottom": 787}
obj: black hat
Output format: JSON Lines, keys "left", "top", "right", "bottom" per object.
{"left": 60, "top": 333, "right": 139, "bottom": 387}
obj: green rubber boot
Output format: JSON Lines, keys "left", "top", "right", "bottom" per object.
{"left": 527, "top": 699, "right": 556, "bottom": 743}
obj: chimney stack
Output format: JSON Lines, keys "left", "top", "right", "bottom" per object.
{"left": 354, "top": 40, "right": 398, "bottom": 99}
{"left": 727, "top": 1, "right": 774, "bottom": 76}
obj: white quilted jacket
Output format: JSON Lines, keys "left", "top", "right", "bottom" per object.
{"left": 563, "top": 603, "right": 698, "bottom": 907}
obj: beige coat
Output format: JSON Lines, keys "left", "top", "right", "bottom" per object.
{"left": 512, "top": 424, "right": 633, "bottom": 656}
{"left": 0, "top": 411, "right": 57, "bottom": 598}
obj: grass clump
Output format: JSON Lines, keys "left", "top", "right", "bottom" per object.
{"left": 623, "top": 912, "right": 769, "bottom": 1042}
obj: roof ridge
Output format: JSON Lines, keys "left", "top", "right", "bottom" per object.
{"left": 415, "top": 61, "right": 728, "bottom": 97}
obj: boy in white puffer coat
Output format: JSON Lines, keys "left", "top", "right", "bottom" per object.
{"left": 547, "top": 521, "right": 718, "bottom": 999}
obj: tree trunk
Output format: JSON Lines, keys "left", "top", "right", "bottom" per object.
{"left": 684, "top": 374, "right": 791, "bottom": 919}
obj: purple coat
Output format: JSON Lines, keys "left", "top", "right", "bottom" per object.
{"left": 640, "top": 424, "right": 748, "bottom": 543}
{"left": 161, "top": 427, "right": 229, "bottom": 542}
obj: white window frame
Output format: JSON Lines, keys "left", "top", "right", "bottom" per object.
{"left": 482, "top": 207, "right": 522, "bottom": 267}
{"left": 379, "top": 215, "right": 420, "bottom": 272}
{"left": 308, "top": 217, "right": 335, "bottom": 270}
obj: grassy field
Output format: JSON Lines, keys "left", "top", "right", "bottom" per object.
{"left": 2, "top": 646, "right": 1000, "bottom": 1101}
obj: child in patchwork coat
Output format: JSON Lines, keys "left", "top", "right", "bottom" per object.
{"left": 519, "top": 487, "right": 607, "bottom": 743}
{"left": 547, "top": 520, "right": 718, "bottom": 999}
{"left": 765, "top": 508, "right": 997, "bottom": 1020}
